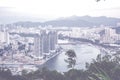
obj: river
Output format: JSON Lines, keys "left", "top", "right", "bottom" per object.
{"left": 43, "top": 43, "right": 100, "bottom": 72}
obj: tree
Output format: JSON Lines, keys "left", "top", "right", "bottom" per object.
{"left": 96, "top": 0, "right": 105, "bottom": 2}
{"left": 87, "top": 53, "right": 120, "bottom": 80}
{"left": 43, "top": 70, "right": 64, "bottom": 80}
{"left": 65, "top": 49, "right": 76, "bottom": 69}
{"left": 88, "top": 64, "right": 111, "bottom": 80}
{"left": 65, "top": 49, "right": 76, "bottom": 58}
{"left": 64, "top": 69, "right": 89, "bottom": 80}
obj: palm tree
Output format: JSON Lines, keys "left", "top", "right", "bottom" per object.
{"left": 88, "top": 64, "right": 111, "bottom": 80}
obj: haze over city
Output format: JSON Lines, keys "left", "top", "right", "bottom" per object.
{"left": 0, "top": 0, "right": 120, "bottom": 24}
{"left": 1, "top": 0, "right": 120, "bottom": 80}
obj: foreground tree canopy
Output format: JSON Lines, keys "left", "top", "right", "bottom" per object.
{"left": 0, "top": 51, "right": 120, "bottom": 80}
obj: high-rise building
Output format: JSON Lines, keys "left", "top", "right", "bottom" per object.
{"left": 4, "top": 30, "right": 10, "bottom": 45}
{"left": 0, "top": 31, "right": 5, "bottom": 43}
{"left": 0, "top": 30, "right": 9, "bottom": 44}
{"left": 42, "top": 30, "right": 50, "bottom": 53}
{"left": 101, "top": 28, "right": 117, "bottom": 43}
{"left": 34, "top": 35, "right": 41, "bottom": 57}
{"left": 49, "top": 30, "right": 57, "bottom": 51}
{"left": 34, "top": 30, "right": 49, "bottom": 57}
{"left": 34, "top": 29, "right": 58, "bottom": 57}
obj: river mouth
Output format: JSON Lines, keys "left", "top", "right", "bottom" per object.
{"left": 42, "top": 43, "right": 100, "bottom": 72}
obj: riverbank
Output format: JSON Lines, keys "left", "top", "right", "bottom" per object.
{"left": 67, "top": 37, "right": 120, "bottom": 54}
{"left": 43, "top": 44, "right": 100, "bottom": 72}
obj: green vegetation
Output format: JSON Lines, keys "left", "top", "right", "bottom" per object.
{"left": 0, "top": 51, "right": 120, "bottom": 80}
{"left": 96, "top": 0, "right": 105, "bottom": 2}
{"left": 65, "top": 49, "right": 76, "bottom": 68}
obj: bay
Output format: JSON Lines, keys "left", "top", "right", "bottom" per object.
{"left": 43, "top": 43, "right": 100, "bottom": 72}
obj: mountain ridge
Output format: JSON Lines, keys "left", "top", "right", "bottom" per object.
{"left": 7, "top": 16, "right": 120, "bottom": 27}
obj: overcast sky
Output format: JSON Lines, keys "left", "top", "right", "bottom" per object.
{"left": 0, "top": 0, "right": 120, "bottom": 22}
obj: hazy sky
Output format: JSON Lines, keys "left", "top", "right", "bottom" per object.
{"left": 0, "top": 0, "right": 120, "bottom": 21}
